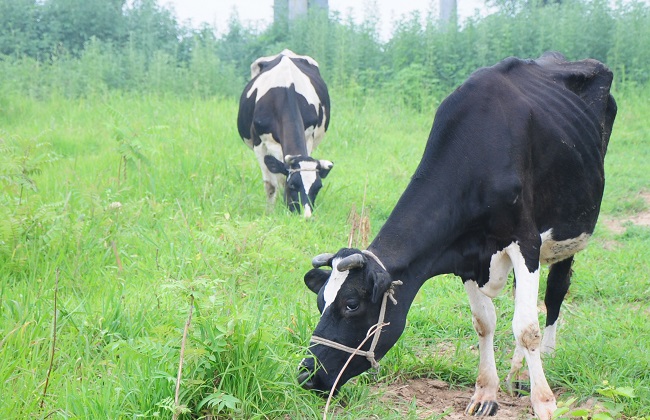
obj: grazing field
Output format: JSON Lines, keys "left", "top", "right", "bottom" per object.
{"left": 1, "top": 87, "right": 649, "bottom": 419}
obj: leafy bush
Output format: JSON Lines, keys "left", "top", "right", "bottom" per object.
{"left": 1, "top": 0, "right": 649, "bottom": 102}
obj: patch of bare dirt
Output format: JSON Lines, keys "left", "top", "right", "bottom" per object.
{"left": 602, "top": 191, "right": 650, "bottom": 234}
{"left": 375, "top": 378, "right": 534, "bottom": 419}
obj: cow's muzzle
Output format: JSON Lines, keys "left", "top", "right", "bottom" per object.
{"left": 297, "top": 363, "right": 315, "bottom": 390}
{"left": 298, "top": 360, "right": 331, "bottom": 393}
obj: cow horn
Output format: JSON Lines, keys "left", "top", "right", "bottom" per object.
{"left": 312, "top": 253, "right": 335, "bottom": 268}
{"left": 337, "top": 253, "right": 366, "bottom": 271}
{"left": 284, "top": 154, "right": 299, "bottom": 165}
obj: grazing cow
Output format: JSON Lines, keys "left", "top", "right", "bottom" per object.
{"left": 298, "top": 52, "right": 616, "bottom": 419}
{"left": 237, "top": 49, "right": 333, "bottom": 217}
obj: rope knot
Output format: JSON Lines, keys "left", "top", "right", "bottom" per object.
{"left": 387, "top": 280, "right": 403, "bottom": 305}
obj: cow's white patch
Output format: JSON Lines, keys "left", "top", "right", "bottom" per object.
{"left": 506, "top": 242, "right": 557, "bottom": 415}
{"left": 507, "top": 242, "right": 541, "bottom": 341}
{"left": 299, "top": 160, "right": 318, "bottom": 196}
{"left": 322, "top": 257, "right": 348, "bottom": 310}
{"left": 541, "top": 323, "right": 557, "bottom": 354}
{"left": 540, "top": 229, "right": 590, "bottom": 264}
{"left": 257, "top": 133, "right": 283, "bottom": 159}
{"left": 311, "top": 109, "right": 328, "bottom": 151}
{"left": 250, "top": 49, "right": 319, "bottom": 79}
{"left": 247, "top": 55, "right": 321, "bottom": 110}
{"left": 481, "top": 249, "right": 512, "bottom": 298}
{"left": 304, "top": 125, "right": 315, "bottom": 145}
{"left": 464, "top": 280, "right": 500, "bottom": 402}
{"left": 254, "top": 133, "right": 285, "bottom": 204}
{"left": 481, "top": 230, "right": 589, "bottom": 298}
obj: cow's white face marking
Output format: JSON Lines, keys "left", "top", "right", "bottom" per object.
{"left": 322, "top": 257, "right": 348, "bottom": 310}
{"left": 298, "top": 160, "right": 318, "bottom": 194}
{"left": 247, "top": 55, "right": 321, "bottom": 111}
{"left": 540, "top": 229, "right": 590, "bottom": 264}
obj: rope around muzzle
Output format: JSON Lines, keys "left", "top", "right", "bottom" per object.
{"left": 309, "top": 250, "right": 403, "bottom": 371}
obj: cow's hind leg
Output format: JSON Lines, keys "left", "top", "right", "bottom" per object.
{"left": 505, "top": 274, "right": 528, "bottom": 396}
{"left": 507, "top": 243, "right": 556, "bottom": 420}
{"left": 464, "top": 280, "right": 500, "bottom": 417}
{"left": 542, "top": 257, "right": 573, "bottom": 354}
{"left": 505, "top": 342, "right": 527, "bottom": 395}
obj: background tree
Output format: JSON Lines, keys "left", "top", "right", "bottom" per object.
{"left": 0, "top": 0, "right": 43, "bottom": 57}
{"left": 40, "top": 0, "right": 126, "bottom": 55}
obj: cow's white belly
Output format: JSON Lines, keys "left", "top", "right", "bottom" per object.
{"left": 480, "top": 229, "right": 590, "bottom": 299}
{"left": 539, "top": 230, "right": 590, "bottom": 265}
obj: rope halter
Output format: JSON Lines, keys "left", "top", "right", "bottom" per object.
{"left": 289, "top": 167, "right": 319, "bottom": 173}
{"left": 309, "top": 250, "right": 403, "bottom": 371}
{"left": 286, "top": 166, "right": 319, "bottom": 184}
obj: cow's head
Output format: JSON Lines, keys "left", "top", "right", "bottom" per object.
{"left": 264, "top": 154, "right": 333, "bottom": 217}
{"left": 298, "top": 248, "right": 406, "bottom": 393}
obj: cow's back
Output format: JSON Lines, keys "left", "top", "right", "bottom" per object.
{"left": 237, "top": 52, "right": 330, "bottom": 152}
{"left": 415, "top": 52, "right": 616, "bottom": 240}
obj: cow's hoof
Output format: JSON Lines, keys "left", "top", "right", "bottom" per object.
{"left": 465, "top": 399, "right": 499, "bottom": 416}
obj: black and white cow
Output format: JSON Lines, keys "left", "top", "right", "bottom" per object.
{"left": 237, "top": 49, "right": 333, "bottom": 217}
{"left": 298, "top": 52, "right": 617, "bottom": 419}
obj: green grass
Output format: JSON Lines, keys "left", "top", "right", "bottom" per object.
{"left": 1, "top": 86, "right": 649, "bottom": 419}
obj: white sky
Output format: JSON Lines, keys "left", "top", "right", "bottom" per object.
{"left": 160, "top": 0, "right": 491, "bottom": 40}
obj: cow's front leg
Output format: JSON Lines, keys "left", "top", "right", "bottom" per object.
{"left": 254, "top": 146, "right": 281, "bottom": 209}
{"left": 264, "top": 179, "right": 278, "bottom": 205}
{"left": 464, "top": 280, "right": 500, "bottom": 417}
{"left": 507, "top": 244, "right": 557, "bottom": 420}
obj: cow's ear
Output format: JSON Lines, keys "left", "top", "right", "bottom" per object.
{"left": 318, "top": 160, "right": 334, "bottom": 178}
{"left": 371, "top": 271, "right": 393, "bottom": 303}
{"left": 304, "top": 268, "right": 331, "bottom": 294}
{"left": 264, "top": 155, "right": 289, "bottom": 175}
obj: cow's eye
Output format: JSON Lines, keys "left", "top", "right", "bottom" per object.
{"left": 345, "top": 300, "right": 360, "bottom": 312}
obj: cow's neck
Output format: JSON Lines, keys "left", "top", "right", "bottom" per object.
{"left": 368, "top": 175, "right": 476, "bottom": 295}
{"left": 279, "top": 87, "right": 309, "bottom": 157}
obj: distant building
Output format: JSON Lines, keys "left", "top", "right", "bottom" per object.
{"left": 439, "top": 0, "right": 458, "bottom": 27}
{"left": 274, "top": 0, "right": 329, "bottom": 22}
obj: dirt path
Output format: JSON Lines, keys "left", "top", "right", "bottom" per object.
{"left": 376, "top": 378, "right": 534, "bottom": 419}
{"left": 601, "top": 191, "right": 650, "bottom": 234}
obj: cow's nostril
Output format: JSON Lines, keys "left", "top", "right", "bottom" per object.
{"left": 297, "top": 369, "right": 314, "bottom": 389}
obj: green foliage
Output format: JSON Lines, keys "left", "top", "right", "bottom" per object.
{"left": 2, "top": 0, "right": 650, "bottom": 104}
{"left": 0, "top": 0, "right": 42, "bottom": 57}
{"left": 0, "top": 135, "right": 61, "bottom": 271}
{"left": 553, "top": 381, "right": 639, "bottom": 420}
{"left": 41, "top": 0, "right": 127, "bottom": 56}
